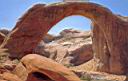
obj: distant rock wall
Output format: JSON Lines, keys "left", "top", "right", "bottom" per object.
{"left": 34, "top": 29, "right": 93, "bottom": 66}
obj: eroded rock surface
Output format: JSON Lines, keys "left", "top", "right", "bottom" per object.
{"left": 0, "top": 72, "right": 23, "bottom": 81}
{"left": 0, "top": 54, "right": 81, "bottom": 81}
{"left": 34, "top": 29, "right": 93, "bottom": 66}
{"left": 4, "top": 2, "right": 128, "bottom": 74}
{"left": 17, "top": 54, "right": 81, "bottom": 81}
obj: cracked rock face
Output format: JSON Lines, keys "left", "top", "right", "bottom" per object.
{"left": 3, "top": 2, "right": 128, "bottom": 74}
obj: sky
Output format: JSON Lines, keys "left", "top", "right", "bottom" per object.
{"left": 0, "top": 0, "right": 128, "bottom": 35}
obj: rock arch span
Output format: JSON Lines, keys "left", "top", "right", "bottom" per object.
{"left": 21, "top": 54, "right": 81, "bottom": 81}
{"left": 4, "top": 2, "right": 128, "bottom": 75}
{"left": 48, "top": 15, "right": 91, "bottom": 35}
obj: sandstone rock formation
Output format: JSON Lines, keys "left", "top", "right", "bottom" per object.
{"left": 70, "top": 44, "right": 92, "bottom": 66}
{"left": 4, "top": 2, "right": 107, "bottom": 58}
{"left": 92, "top": 23, "right": 110, "bottom": 73}
{"left": 0, "top": 54, "right": 81, "bottom": 81}
{"left": 0, "top": 72, "right": 23, "bottom": 81}
{"left": 15, "top": 54, "right": 81, "bottom": 81}
{"left": 34, "top": 29, "right": 93, "bottom": 66}
{"left": 4, "top": 2, "right": 128, "bottom": 74}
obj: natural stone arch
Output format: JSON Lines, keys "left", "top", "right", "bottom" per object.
{"left": 21, "top": 54, "right": 81, "bottom": 81}
{"left": 5, "top": 2, "right": 111, "bottom": 58}
{"left": 4, "top": 2, "right": 128, "bottom": 75}
{"left": 48, "top": 15, "right": 91, "bottom": 35}
{"left": 2, "top": 54, "right": 81, "bottom": 81}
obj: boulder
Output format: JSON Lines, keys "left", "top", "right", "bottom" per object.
{"left": 43, "top": 34, "right": 55, "bottom": 43}
{"left": 12, "top": 62, "right": 28, "bottom": 81}
{"left": 34, "top": 40, "right": 50, "bottom": 57}
{"left": 70, "top": 44, "right": 93, "bottom": 66}
{"left": 14, "top": 54, "right": 81, "bottom": 81}
{"left": 1, "top": 72, "right": 23, "bottom": 81}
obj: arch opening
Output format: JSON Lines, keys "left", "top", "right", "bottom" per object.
{"left": 26, "top": 72, "right": 54, "bottom": 81}
{"left": 37, "top": 15, "right": 93, "bottom": 67}
{"left": 48, "top": 15, "right": 91, "bottom": 35}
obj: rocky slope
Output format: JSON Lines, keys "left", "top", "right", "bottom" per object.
{"left": 0, "top": 29, "right": 126, "bottom": 81}
{"left": 34, "top": 29, "right": 93, "bottom": 66}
